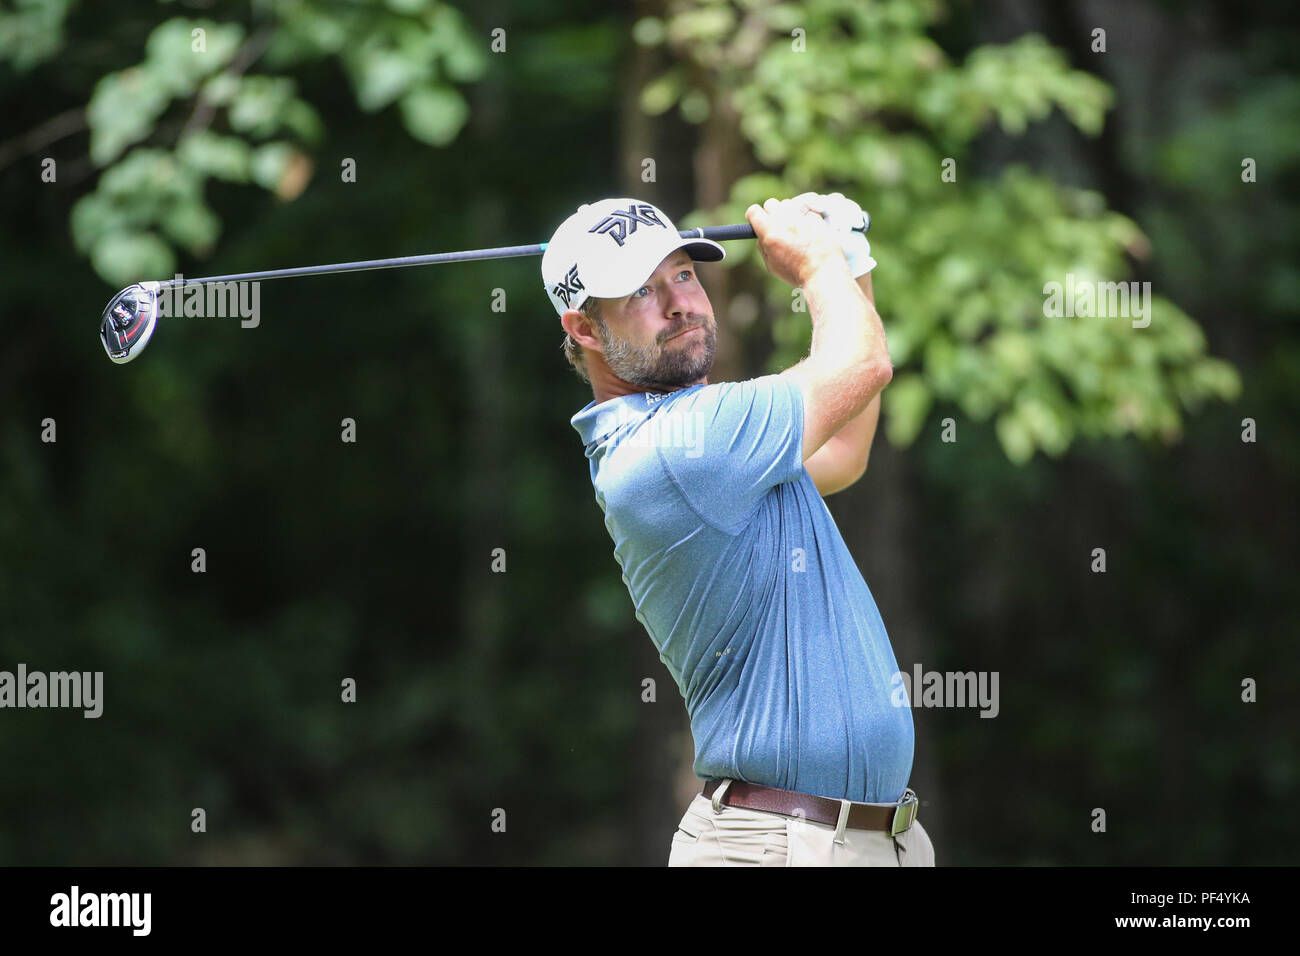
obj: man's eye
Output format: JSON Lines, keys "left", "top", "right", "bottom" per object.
{"left": 678, "top": 270, "right": 693, "bottom": 280}
{"left": 633, "top": 287, "right": 650, "bottom": 298}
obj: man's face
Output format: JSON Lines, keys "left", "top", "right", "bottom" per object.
{"left": 590, "top": 250, "right": 717, "bottom": 391}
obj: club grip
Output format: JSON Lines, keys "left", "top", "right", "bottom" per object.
{"left": 686, "top": 212, "right": 870, "bottom": 243}
{"left": 684, "top": 223, "right": 756, "bottom": 242}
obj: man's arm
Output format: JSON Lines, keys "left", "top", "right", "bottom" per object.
{"left": 744, "top": 199, "right": 891, "bottom": 473}
{"left": 802, "top": 271, "right": 885, "bottom": 496}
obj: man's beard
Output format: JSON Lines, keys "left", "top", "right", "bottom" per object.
{"left": 598, "top": 316, "right": 717, "bottom": 391}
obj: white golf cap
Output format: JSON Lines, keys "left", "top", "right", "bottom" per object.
{"left": 541, "top": 198, "right": 725, "bottom": 316}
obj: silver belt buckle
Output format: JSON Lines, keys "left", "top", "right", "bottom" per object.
{"left": 890, "top": 789, "right": 918, "bottom": 836}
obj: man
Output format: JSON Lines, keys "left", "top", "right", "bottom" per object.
{"left": 541, "top": 194, "right": 934, "bottom": 866}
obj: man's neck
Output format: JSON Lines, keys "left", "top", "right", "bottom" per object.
{"left": 592, "top": 376, "right": 708, "bottom": 406}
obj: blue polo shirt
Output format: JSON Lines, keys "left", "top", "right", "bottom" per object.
{"left": 571, "top": 374, "right": 913, "bottom": 803}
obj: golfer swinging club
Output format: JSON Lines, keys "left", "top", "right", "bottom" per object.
{"left": 542, "top": 193, "right": 934, "bottom": 866}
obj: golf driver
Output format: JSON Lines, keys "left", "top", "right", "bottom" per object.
{"left": 99, "top": 210, "right": 869, "bottom": 363}
{"left": 97, "top": 224, "right": 759, "bottom": 364}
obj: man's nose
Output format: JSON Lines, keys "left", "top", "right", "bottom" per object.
{"left": 663, "top": 281, "right": 692, "bottom": 317}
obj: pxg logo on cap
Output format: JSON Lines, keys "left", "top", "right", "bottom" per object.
{"left": 541, "top": 198, "right": 725, "bottom": 317}
{"left": 587, "top": 202, "right": 666, "bottom": 247}
{"left": 551, "top": 264, "right": 584, "bottom": 310}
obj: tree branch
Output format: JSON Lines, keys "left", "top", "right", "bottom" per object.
{"left": 180, "top": 24, "right": 276, "bottom": 139}
{"left": 0, "top": 107, "right": 87, "bottom": 171}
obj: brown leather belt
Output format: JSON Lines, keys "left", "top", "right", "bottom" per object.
{"left": 701, "top": 779, "right": 919, "bottom": 836}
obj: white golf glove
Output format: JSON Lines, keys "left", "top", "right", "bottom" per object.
{"left": 804, "top": 192, "right": 875, "bottom": 277}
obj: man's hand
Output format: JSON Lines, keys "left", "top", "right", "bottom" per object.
{"left": 745, "top": 196, "right": 847, "bottom": 288}
{"left": 806, "top": 192, "right": 875, "bottom": 278}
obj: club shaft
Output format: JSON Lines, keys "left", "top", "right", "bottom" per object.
{"left": 160, "top": 223, "right": 757, "bottom": 287}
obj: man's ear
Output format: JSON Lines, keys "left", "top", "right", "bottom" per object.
{"left": 561, "top": 308, "right": 602, "bottom": 352}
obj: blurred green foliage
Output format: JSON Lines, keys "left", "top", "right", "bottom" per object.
{"left": 640, "top": 0, "right": 1239, "bottom": 462}
{"left": 67, "top": 1, "right": 484, "bottom": 284}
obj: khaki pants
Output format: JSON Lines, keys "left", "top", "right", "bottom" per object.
{"left": 667, "top": 782, "right": 936, "bottom": 867}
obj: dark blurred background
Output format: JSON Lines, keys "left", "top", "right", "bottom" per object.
{"left": 1, "top": 0, "right": 1295, "bottom": 865}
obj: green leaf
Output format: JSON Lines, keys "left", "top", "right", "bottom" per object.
{"left": 159, "top": 198, "right": 221, "bottom": 253}
{"left": 200, "top": 72, "right": 240, "bottom": 107}
{"left": 228, "top": 76, "right": 297, "bottom": 138}
{"left": 91, "top": 231, "right": 175, "bottom": 285}
{"left": 0, "top": 0, "right": 74, "bottom": 71}
{"left": 86, "top": 69, "right": 173, "bottom": 166}
{"left": 350, "top": 46, "right": 423, "bottom": 111}
{"left": 251, "top": 142, "right": 295, "bottom": 191}
{"left": 281, "top": 100, "right": 325, "bottom": 144}
{"left": 177, "top": 132, "right": 251, "bottom": 182}
{"left": 679, "top": 89, "right": 710, "bottom": 124}
{"left": 883, "top": 374, "right": 932, "bottom": 446}
{"left": 666, "top": 6, "right": 736, "bottom": 46}
{"left": 70, "top": 193, "right": 115, "bottom": 254}
{"left": 632, "top": 17, "right": 666, "bottom": 47}
{"left": 144, "top": 19, "right": 244, "bottom": 92}
{"left": 640, "top": 69, "right": 683, "bottom": 116}
{"left": 436, "top": 12, "right": 487, "bottom": 83}
{"left": 995, "top": 410, "right": 1035, "bottom": 465}
{"left": 398, "top": 85, "right": 469, "bottom": 146}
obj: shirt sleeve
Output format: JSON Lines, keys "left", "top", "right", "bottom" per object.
{"left": 655, "top": 374, "right": 806, "bottom": 533}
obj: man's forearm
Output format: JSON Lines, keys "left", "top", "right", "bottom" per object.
{"left": 828, "top": 272, "right": 884, "bottom": 469}
{"left": 800, "top": 270, "right": 887, "bottom": 491}
{"left": 802, "top": 260, "right": 886, "bottom": 380}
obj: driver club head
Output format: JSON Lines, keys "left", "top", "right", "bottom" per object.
{"left": 100, "top": 282, "right": 160, "bottom": 364}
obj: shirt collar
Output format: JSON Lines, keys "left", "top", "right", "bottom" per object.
{"left": 570, "top": 387, "right": 700, "bottom": 448}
